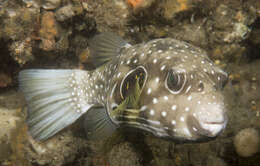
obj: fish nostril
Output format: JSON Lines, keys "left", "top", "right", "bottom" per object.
{"left": 213, "top": 84, "right": 218, "bottom": 91}
{"left": 220, "top": 78, "right": 228, "bottom": 90}
{"left": 112, "top": 105, "right": 118, "bottom": 110}
{"left": 197, "top": 82, "right": 204, "bottom": 92}
{"left": 213, "top": 82, "right": 226, "bottom": 91}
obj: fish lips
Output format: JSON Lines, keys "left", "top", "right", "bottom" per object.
{"left": 187, "top": 113, "right": 228, "bottom": 138}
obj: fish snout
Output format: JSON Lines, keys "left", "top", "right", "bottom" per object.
{"left": 188, "top": 106, "right": 227, "bottom": 138}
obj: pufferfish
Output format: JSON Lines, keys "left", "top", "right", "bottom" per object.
{"left": 19, "top": 32, "right": 228, "bottom": 142}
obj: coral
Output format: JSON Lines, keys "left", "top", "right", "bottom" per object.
{"left": 55, "top": 4, "right": 76, "bottom": 22}
{"left": 9, "top": 37, "right": 33, "bottom": 65}
{"left": 42, "top": 0, "right": 61, "bottom": 10}
{"left": 108, "top": 142, "right": 142, "bottom": 166}
{"left": 0, "top": 106, "right": 25, "bottom": 165}
{"left": 162, "top": 0, "right": 191, "bottom": 20}
{"left": 0, "top": 72, "right": 12, "bottom": 88}
{"left": 127, "top": 0, "right": 154, "bottom": 9}
{"left": 234, "top": 128, "right": 260, "bottom": 157}
{"left": 39, "top": 12, "right": 59, "bottom": 51}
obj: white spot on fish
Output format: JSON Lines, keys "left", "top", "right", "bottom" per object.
{"left": 185, "top": 85, "right": 192, "bottom": 93}
{"left": 166, "top": 56, "right": 171, "bottom": 60}
{"left": 187, "top": 95, "right": 192, "bottom": 101}
{"left": 180, "top": 116, "right": 185, "bottom": 122}
{"left": 133, "top": 59, "right": 138, "bottom": 63}
{"left": 160, "top": 65, "right": 166, "bottom": 71}
{"left": 161, "top": 111, "right": 167, "bottom": 117}
{"left": 150, "top": 109, "right": 155, "bottom": 116}
{"left": 140, "top": 105, "right": 147, "bottom": 111}
{"left": 158, "top": 50, "right": 163, "bottom": 53}
{"left": 192, "top": 127, "right": 198, "bottom": 131}
{"left": 155, "top": 77, "right": 160, "bottom": 83}
{"left": 153, "top": 98, "right": 158, "bottom": 104}
{"left": 117, "top": 72, "right": 121, "bottom": 78}
{"left": 153, "top": 59, "right": 158, "bottom": 64}
{"left": 147, "top": 88, "right": 152, "bottom": 94}
{"left": 171, "top": 120, "right": 176, "bottom": 125}
{"left": 185, "top": 107, "right": 190, "bottom": 112}
{"left": 141, "top": 53, "right": 145, "bottom": 57}
{"left": 164, "top": 96, "right": 168, "bottom": 100}
{"left": 171, "top": 105, "right": 177, "bottom": 111}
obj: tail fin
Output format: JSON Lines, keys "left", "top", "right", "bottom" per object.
{"left": 19, "top": 69, "right": 93, "bottom": 141}
{"left": 89, "top": 32, "right": 131, "bottom": 68}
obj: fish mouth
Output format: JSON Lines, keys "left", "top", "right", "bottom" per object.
{"left": 187, "top": 114, "right": 227, "bottom": 138}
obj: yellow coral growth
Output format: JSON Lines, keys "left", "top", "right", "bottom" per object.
{"left": 163, "top": 0, "right": 191, "bottom": 19}
{"left": 177, "top": 0, "right": 189, "bottom": 11}
{"left": 39, "top": 12, "right": 58, "bottom": 51}
{"left": 127, "top": 0, "right": 143, "bottom": 8}
{"left": 39, "top": 12, "right": 58, "bottom": 40}
{"left": 9, "top": 109, "right": 30, "bottom": 166}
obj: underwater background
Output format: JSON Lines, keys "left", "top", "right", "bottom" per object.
{"left": 0, "top": 0, "right": 259, "bottom": 166}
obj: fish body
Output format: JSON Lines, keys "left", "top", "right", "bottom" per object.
{"left": 19, "top": 32, "right": 228, "bottom": 142}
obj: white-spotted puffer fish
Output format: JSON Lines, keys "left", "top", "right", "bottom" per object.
{"left": 19, "top": 32, "right": 228, "bottom": 142}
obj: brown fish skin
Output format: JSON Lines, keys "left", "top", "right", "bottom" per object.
{"left": 101, "top": 38, "right": 228, "bottom": 142}
{"left": 19, "top": 33, "right": 228, "bottom": 142}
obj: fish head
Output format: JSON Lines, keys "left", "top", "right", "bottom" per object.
{"left": 106, "top": 39, "right": 228, "bottom": 142}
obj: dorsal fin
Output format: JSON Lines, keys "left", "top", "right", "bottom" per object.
{"left": 89, "top": 32, "right": 131, "bottom": 68}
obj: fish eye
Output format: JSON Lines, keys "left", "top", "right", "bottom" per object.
{"left": 120, "top": 66, "right": 147, "bottom": 99}
{"left": 165, "top": 69, "right": 187, "bottom": 94}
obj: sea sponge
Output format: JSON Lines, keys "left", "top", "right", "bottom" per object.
{"left": 234, "top": 128, "right": 260, "bottom": 157}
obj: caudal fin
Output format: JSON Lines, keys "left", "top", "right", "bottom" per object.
{"left": 19, "top": 69, "right": 93, "bottom": 141}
